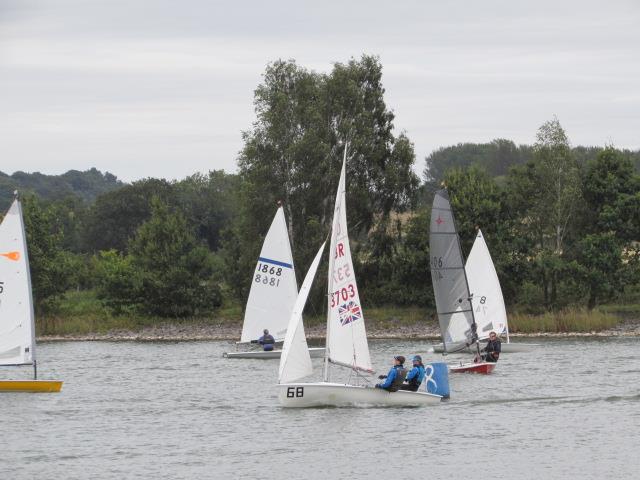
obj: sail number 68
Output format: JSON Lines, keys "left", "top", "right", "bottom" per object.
{"left": 287, "top": 387, "right": 304, "bottom": 398}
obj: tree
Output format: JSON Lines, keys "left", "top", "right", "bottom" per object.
{"left": 235, "top": 56, "right": 419, "bottom": 307}
{"left": 129, "top": 197, "right": 221, "bottom": 317}
{"left": 22, "top": 196, "right": 75, "bottom": 313}
{"left": 506, "top": 118, "right": 580, "bottom": 308}
{"left": 82, "top": 178, "right": 175, "bottom": 253}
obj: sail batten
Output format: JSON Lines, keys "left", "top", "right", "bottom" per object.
{"left": 240, "top": 207, "right": 298, "bottom": 343}
{"left": 429, "top": 189, "right": 477, "bottom": 350}
{"left": 0, "top": 198, "right": 36, "bottom": 366}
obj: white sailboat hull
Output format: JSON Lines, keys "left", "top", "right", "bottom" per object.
{"left": 278, "top": 382, "right": 443, "bottom": 407}
{"left": 224, "top": 347, "right": 325, "bottom": 359}
{"left": 432, "top": 341, "right": 539, "bottom": 354}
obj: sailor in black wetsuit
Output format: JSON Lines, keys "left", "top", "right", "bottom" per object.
{"left": 252, "top": 329, "right": 276, "bottom": 351}
{"left": 375, "top": 356, "right": 408, "bottom": 392}
{"left": 482, "top": 331, "right": 501, "bottom": 363}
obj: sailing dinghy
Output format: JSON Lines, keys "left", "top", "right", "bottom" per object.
{"left": 429, "top": 189, "right": 495, "bottom": 374}
{"left": 223, "top": 206, "right": 324, "bottom": 359}
{"left": 277, "top": 148, "right": 445, "bottom": 407}
{"left": 0, "top": 194, "right": 62, "bottom": 392}
{"left": 432, "top": 230, "right": 539, "bottom": 354}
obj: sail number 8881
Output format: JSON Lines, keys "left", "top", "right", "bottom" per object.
{"left": 254, "top": 263, "right": 283, "bottom": 288}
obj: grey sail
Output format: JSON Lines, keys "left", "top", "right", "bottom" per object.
{"left": 429, "top": 189, "right": 477, "bottom": 352}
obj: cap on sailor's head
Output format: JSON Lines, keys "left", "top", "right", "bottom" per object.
{"left": 412, "top": 355, "right": 422, "bottom": 363}
{"left": 394, "top": 355, "right": 405, "bottom": 364}
{"left": 263, "top": 329, "right": 269, "bottom": 334}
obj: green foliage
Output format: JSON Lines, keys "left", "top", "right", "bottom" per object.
{"left": 82, "top": 178, "right": 174, "bottom": 253}
{"left": 129, "top": 198, "right": 222, "bottom": 317}
{"left": 0, "top": 168, "right": 121, "bottom": 211}
{"left": 22, "top": 196, "right": 76, "bottom": 313}
{"left": 235, "top": 55, "right": 419, "bottom": 309}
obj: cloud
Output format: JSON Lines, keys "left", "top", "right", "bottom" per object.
{"left": 0, "top": 0, "right": 638, "bottom": 181}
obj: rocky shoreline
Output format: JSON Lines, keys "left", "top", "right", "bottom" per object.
{"left": 38, "top": 319, "right": 640, "bottom": 342}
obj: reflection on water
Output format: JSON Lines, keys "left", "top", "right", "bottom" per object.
{"left": 0, "top": 338, "right": 638, "bottom": 479}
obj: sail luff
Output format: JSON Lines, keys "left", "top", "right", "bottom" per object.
{"left": 278, "top": 242, "right": 326, "bottom": 384}
{"left": 325, "top": 145, "right": 372, "bottom": 374}
{"left": 17, "top": 197, "right": 37, "bottom": 365}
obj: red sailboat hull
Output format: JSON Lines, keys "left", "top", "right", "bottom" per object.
{"left": 449, "top": 362, "right": 496, "bottom": 374}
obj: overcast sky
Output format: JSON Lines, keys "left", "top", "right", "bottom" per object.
{"left": 1, "top": 0, "right": 638, "bottom": 182}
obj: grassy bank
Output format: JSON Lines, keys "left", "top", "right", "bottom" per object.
{"left": 37, "top": 291, "right": 636, "bottom": 337}
{"left": 506, "top": 308, "right": 619, "bottom": 333}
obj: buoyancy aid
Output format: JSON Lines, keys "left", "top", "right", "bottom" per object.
{"left": 389, "top": 366, "right": 408, "bottom": 392}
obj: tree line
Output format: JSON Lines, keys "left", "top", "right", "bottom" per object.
{"left": 3, "top": 55, "right": 640, "bottom": 322}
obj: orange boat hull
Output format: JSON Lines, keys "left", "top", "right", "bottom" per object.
{"left": 0, "top": 380, "right": 63, "bottom": 392}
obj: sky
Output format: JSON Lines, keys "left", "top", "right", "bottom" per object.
{"left": 1, "top": 0, "right": 639, "bottom": 182}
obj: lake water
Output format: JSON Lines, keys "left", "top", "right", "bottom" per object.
{"left": 1, "top": 338, "right": 638, "bottom": 479}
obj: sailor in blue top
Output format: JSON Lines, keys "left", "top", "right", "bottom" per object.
{"left": 251, "top": 329, "right": 276, "bottom": 351}
{"left": 375, "top": 356, "right": 407, "bottom": 392}
{"left": 400, "top": 355, "right": 426, "bottom": 391}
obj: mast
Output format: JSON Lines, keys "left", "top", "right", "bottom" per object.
{"left": 449, "top": 188, "right": 479, "bottom": 355}
{"left": 15, "top": 191, "right": 38, "bottom": 379}
{"left": 324, "top": 144, "right": 348, "bottom": 382}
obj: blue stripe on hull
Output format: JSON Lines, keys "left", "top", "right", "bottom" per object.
{"left": 258, "top": 257, "right": 293, "bottom": 269}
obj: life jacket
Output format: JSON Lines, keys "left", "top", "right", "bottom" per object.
{"left": 389, "top": 366, "right": 407, "bottom": 392}
{"left": 407, "top": 364, "right": 425, "bottom": 388}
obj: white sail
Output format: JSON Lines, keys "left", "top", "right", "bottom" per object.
{"left": 466, "top": 230, "right": 508, "bottom": 339}
{"left": 279, "top": 242, "right": 326, "bottom": 384}
{"left": 325, "top": 152, "right": 372, "bottom": 374}
{"left": 0, "top": 198, "right": 36, "bottom": 366}
{"left": 240, "top": 207, "right": 298, "bottom": 343}
{"left": 429, "top": 189, "right": 476, "bottom": 350}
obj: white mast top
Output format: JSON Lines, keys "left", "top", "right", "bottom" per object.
{"left": 240, "top": 206, "right": 298, "bottom": 343}
{"left": 466, "top": 230, "right": 508, "bottom": 339}
{"left": 0, "top": 197, "right": 36, "bottom": 366}
{"left": 324, "top": 146, "right": 372, "bottom": 377}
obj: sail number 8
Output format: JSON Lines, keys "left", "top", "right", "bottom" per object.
{"left": 287, "top": 387, "right": 304, "bottom": 398}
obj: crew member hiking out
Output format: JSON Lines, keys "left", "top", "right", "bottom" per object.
{"left": 400, "top": 355, "right": 426, "bottom": 391}
{"left": 375, "top": 356, "right": 407, "bottom": 392}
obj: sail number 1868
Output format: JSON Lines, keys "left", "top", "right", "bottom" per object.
{"left": 287, "top": 387, "right": 304, "bottom": 398}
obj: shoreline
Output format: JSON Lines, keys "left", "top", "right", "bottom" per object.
{"left": 38, "top": 320, "right": 640, "bottom": 342}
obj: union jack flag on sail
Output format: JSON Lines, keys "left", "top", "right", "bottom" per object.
{"left": 339, "top": 301, "right": 362, "bottom": 326}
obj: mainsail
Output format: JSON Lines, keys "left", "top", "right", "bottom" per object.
{"left": 429, "top": 189, "right": 476, "bottom": 351}
{"left": 240, "top": 207, "right": 298, "bottom": 343}
{"left": 325, "top": 150, "right": 372, "bottom": 375}
{"left": 466, "top": 230, "right": 508, "bottom": 339}
{"left": 0, "top": 198, "right": 36, "bottom": 366}
{"left": 278, "top": 242, "right": 326, "bottom": 384}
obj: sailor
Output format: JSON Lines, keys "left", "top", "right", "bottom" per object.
{"left": 482, "top": 331, "right": 501, "bottom": 362}
{"left": 252, "top": 329, "right": 275, "bottom": 351}
{"left": 400, "top": 355, "right": 426, "bottom": 391}
{"left": 375, "top": 356, "right": 407, "bottom": 392}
